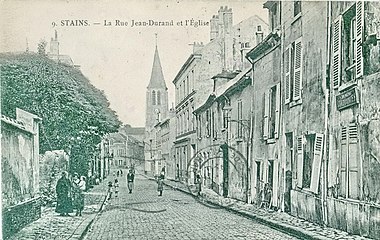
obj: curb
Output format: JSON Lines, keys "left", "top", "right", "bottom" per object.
{"left": 142, "top": 174, "right": 331, "bottom": 240}
{"left": 78, "top": 191, "right": 109, "bottom": 240}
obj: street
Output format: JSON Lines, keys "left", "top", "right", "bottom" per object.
{"left": 84, "top": 174, "right": 298, "bottom": 240}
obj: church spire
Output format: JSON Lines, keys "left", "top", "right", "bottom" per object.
{"left": 148, "top": 34, "right": 167, "bottom": 89}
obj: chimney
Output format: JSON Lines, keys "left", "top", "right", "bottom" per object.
{"left": 210, "top": 15, "right": 219, "bottom": 41}
{"left": 223, "top": 7, "right": 233, "bottom": 34}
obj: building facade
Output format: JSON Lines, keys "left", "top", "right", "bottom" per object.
{"left": 173, "top": 6, "right": 268, "bottom": 185}
{"left": 246, "top": 30, "right": 282, "bottom": 209}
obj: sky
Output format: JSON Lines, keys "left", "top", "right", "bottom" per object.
{"left": 0, "top": 0, "right": 268, "bottom": 127}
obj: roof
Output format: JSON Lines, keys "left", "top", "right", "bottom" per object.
{"left": 246, "top": 32, "right": 280, "bottom": 62}
{"left": 147, "top": 46, "right": 167, "bottom": 89}
{"left": 194, "top": 68, "right": 252, "bottom": 114}
{"left": 172, "top": 53, "right": 202, "bottom": 84}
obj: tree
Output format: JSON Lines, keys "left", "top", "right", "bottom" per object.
{"left": 0, "top": 52, "right": 122, "bottom": 176}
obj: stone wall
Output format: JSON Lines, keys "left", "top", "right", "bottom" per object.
{"left": 1, "top": 109, "right": 41, "bottom": 238}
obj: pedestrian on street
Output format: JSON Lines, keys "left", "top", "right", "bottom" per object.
{"left": 120, "top": 169, "right": 123, "bottom": 176}
{"left": 196, "top": 173, "right": 202, "bottom": 196}
{"left": 127, "top": 169, "right": 135, "bottom": 193}
{"left": 107, "top": 181, "right": 113, "bottom": 200}
{"left": 114, "top": 179, "right": 119, "bottom": 198}
{"left": 157, "top": 174, "right": 164, "bottom": 196}
{"left": 117, "top": 170, "right": 120, "bottom": 177}
{"left": 72, "top": 173, "right": 85, "bottom": 216}
{"left": 55, "top": 171, "right": 73, "bottom": 216}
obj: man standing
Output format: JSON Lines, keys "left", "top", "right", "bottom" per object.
{"left": 127, "top": 169, "right": 135, "bottom": 193}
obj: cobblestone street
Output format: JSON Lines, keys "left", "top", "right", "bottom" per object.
{"left": 84, "top": 174, "right": 297, "bottom": 240}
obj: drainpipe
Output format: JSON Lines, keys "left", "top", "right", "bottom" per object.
{"left": 322, "top": 0, "right": 333, "bottom": 226}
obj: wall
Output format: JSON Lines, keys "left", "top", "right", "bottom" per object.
{"left": 1, "top": 109, "right": 41, "bottom": 238}
{"left": 281, "top": 0, "right": 327, "bottom": 220}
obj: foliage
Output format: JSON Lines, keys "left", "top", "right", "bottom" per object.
{"left": 0, "top": 53, "right": 121, "bottom": 176}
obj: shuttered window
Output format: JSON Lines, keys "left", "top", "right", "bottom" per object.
{"left": 348, "top": 124, "right": 359, "bottom": 199}
{"left": 293, "top": 38, "right": 302, "bottom": 101}
{"left": 339, "top": 124, "right": 360, "bottom": 199}
{"left": 274, "top": 83, "right": 281, "bottom": 139}
{"left": 332, "top": 16, "right": 342, "bottom": 88}
{"left": 296, "top": 135, "right": 304, "bottom": 188}
{"left": 263, "top": 91, "right": 270, "bottom": 140}
{"left": 310, "top": 133, "right": 324, "bottom": 193}
{"left": 355, "top": 1, "right": 364, "bottom": 79}
{"left": 284, "top": 47, "right": 291, "bottom": 104}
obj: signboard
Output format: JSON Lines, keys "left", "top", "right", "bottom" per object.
{"left": 336, "top": 87, "right": 359, "bottom": 111}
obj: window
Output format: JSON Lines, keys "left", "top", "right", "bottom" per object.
{"left": 157, "top": 91, "right": 161, "bottom": 105}
{"left": 296, "top": 133, "right": 324, "bottom": 193}
{"left": 284, "top": 38, "right": 302, "bottom": 104}
{"left": 206, "top": 110, "right": 211, "bottom": 137}
{"left": 257, "top": 25, "right": 262, "bottom": 31}
{"left": 294, "top": 1, "right": 301, "bottom": 17}
{"left": 339, "top": 123, "right": 359, "bottom": 199}
{"left": 263, "top": 83, "right": 280, "bottom": 140}
{"left": 332, "top": 2, "right": 363, "bottom": 89}
{"left": 196, "top": 115, "right": 202, "bottom": 138}
{"left": 152, "top": 90, "right": 156, "bottom": 105}
{"left": 237, "top": 100, "right": 243, "bottom": 138}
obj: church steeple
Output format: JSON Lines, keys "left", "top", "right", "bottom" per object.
{"left": 145, "top": 35, "right": 169, "bottom": 131}
{"left": 147, "top": 36, "right": 167, "bottom": 90}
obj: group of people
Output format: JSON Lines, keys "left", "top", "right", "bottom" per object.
{"left": 107, "top": 169, "right": 135, "bottom": 200}
{"left": 56, "top": 168, "right": 168, "bottom": 216}
{"left": 55, "top": 171, "right": 86, "bottom": 217}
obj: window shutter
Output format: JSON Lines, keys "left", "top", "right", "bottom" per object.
{"left": 284, "top": 47, "right": 291, "bottom": 104}
{"left": 274, "top": 83, "right": 281, "bottom": 139}
{"left": 293, "top": 38, "right": 302, "bottom": 101}
{"left": 355, "top": 1, "right": 364, "bottom": 79}
{"left": 348, "top": 123, "right": 359, "bottom": 199}
{"left": 263, "top": 91, "right": 270, "bottom": 140}
{"left": 332, "top": 15, "right": 342, "bottom": 88}
{"left": 340, "top": 126, "right": 348, "bottom": 197}
{"left": 296, "top": 135, "right": 304, "bottom": 188}
{"left": 310, "top": 133, "right": 324, "bottom": 193}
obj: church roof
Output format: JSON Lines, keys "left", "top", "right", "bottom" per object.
{"left": 147, "top": 46, "right": 167, "bottom": 89}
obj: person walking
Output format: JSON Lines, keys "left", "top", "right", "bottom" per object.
{"left": 157, "top": 174, "right": 164, "bottom": 196}
{"left": 127, "top": 169, "right": 135, "bottom": 194}
{"left": 114, "top": 179, "right": 119, "bottom": 198}
{"left": 72, "top": 173, "right": 85, "bottom": 216}
{"left": 55, "top": 171, "right": 73, "bottom": 216}
{"left": 107, "top": 181, "right": 113, "bottom": 200}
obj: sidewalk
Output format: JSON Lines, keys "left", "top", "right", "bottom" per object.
{"left": 143, "top": 174, "right": 372, "bottom": 240}
{"left": 7, "top": 178, "right": 110, "bottom": 240}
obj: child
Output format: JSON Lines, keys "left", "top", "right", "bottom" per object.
{"left": 107, "top": 181, "right": 113, "bottom": 200}
{"left": 114, "top": 179, "right": 119, "bottom": 198}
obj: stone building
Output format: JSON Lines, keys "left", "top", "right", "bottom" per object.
{"left": 144, "top": 42, "right": 169, "bottom": 175}
{"left": 325, "top": 1, "right": 380, "bottom": 238}
{"left": 1, "top": 108, "right": 41, "bottom": 238}
{"left": 194, "top": 68, "right": 253, "bottom": 201}
{"left": 152, "top": 108, "right": 176, "bottom": 178}
{"left": 246, "top": 29, "right": 281, "bottom": 208}
{"left": 243, "top": 1, "right": 380, "bottom": 238}
{"left": 173, "top": 6, "right": 268, "bottom": 184}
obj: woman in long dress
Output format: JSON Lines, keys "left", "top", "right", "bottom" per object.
{"left": 72, "top": 174, "right": 85, "bottom": 216}
{"left": 55, "top": 171, "right": 73, "bottom": 216}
